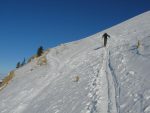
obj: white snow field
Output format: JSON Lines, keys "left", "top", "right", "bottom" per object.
{"left": 0, "top": 11, "right": 150, "bottom": 113}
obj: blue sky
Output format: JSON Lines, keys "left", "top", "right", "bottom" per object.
{"left": 0, "top": 0, "right": 150, "bottom": 74}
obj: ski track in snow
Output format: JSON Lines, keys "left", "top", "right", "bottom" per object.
{"left": 85, "top": 46, "right": 119, "bottom": 113}
{"left": 107, "top": 48, "right": 120, "bottom": 113}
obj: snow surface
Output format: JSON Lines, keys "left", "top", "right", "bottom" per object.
{"left": 0, "top": 11, "right": 150, "bottom": 113}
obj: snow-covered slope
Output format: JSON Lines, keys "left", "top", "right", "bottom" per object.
{"left": 0, "top": 11, "right": 150, "bottom": 113}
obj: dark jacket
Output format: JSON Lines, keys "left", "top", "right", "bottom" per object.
{"left": 102, "top": 33, "right": 110, "bottom": 47}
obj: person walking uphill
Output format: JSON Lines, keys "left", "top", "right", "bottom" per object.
{"left": 102, "top": 33, "right": 110, "bottom": 47}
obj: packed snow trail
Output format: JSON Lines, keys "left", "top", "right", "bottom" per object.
{"left": 96, "top": 47, "right": 109, "bottom": 113}
{"left": 84, "top": 48, "right": 106, "bottom": 113}
{"left": 99, "top": 47, "right": 118, "bottom": 113}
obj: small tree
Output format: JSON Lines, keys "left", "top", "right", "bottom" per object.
{"left": 16, "top": 62, "right": 20, "bottom": 68}
{"left": 21, "top": 58, "right": 26, "bottom": 67}
{"left": 137, "top": 40, "right": 140, "bottom": 48}
{"left": 37, "top": 46, "right": 44, "bottom": 57}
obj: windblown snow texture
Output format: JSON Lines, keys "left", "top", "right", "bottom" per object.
{"left": 0, "top": 11, "right": 150, "bottom": 113}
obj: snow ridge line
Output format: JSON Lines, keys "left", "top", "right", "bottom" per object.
{"left": 107, "top": 49, "right": 120, "bottom": 113}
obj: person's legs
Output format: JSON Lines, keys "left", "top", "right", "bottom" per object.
{"left": 104, "top": 38, "right": 107, "bottom": 47}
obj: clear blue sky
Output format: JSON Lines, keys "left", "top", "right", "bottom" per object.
{"left": 0, "top": 0, "right": 150, "bottom": 74}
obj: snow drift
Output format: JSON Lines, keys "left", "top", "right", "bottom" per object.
{"left": 0, "top": 11, "right": 150, "bottom": 113}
